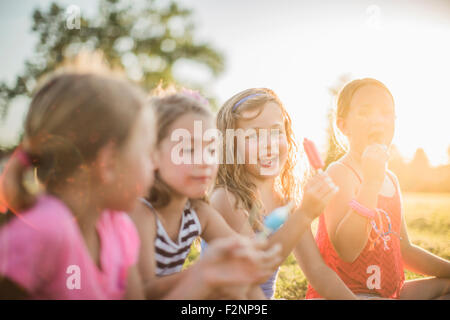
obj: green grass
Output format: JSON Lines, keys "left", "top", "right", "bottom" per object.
{"left": 185, "top": 192, "right": 450, "bottom": 299}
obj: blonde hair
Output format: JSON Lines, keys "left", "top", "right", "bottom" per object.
{"left": 328, "top": 78, "right": 394, "bottom": 162}
{"left": 216, "top": 88, "right": 303, "bottom": 229}
{"left": 147, "top": 87, "right": 213, "bottom": 208}
{"left": 1, "top": 52, "right": 148, "bottom": 213}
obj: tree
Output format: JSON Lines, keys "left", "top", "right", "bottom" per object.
{"left": 406, "top": 148, "right": 431, "bottom": 192}
{"left": 410, "top": 148, "right": 430, "bottom": 170}
{"left": 0, "top": 0, "right": 224, "bottom": 121}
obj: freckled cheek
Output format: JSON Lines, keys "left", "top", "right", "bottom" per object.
{"left": 277, "top": 134, "right": 288, "bottom": 152}
{"left": 236, "top": 140, "right": 251, "bottom": 163}
{"left": 278, "top": 137, "right": 288, "bottom": 164}
{"left": 247, "top": 140, "right": 259, "bottom": 161}
{"left": 165, "top": 162, "right": 193, "bottom": 187}
{"left": 350, "top": 121, "right": 368, "bottom": 137}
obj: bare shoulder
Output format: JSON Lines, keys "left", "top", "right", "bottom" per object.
{"left": 386, "top": 169, "right": 400, "bottom": 187}
{"left": 209, "top": 187, "right": 250, "bottom": 234}
{"left": 326, "top": 162, "right": 359, "bottom": 194}
{"left": 190, "top": 199, "right": 214, "bottom": 224}
{"left": 210, "top": 187, "right": 239, "bottom": 214}
{"left": 209, "top": 187, "right": 248, "bottom": 223}
{"left": 128, "top": 200, "right": 156, "bottom": 235}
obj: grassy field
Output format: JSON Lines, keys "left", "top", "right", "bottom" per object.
{"left": 185, "top": 192, "right": 450, "bottom": 299}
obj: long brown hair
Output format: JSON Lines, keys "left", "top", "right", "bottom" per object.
{"left": 216, "top": 88, "right": 304, "bottom": 228}
{"left": 147, "top": 88, "right": 213, "bottom": 209}
{"left": 0, "top": 53, "right": 148, "bottom": 214}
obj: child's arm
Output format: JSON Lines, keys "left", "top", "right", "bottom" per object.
{"left": 294, "top": 229, "right": 357, "bottom": 299}
{"left": 210, "top": 187, "right": 310, "bottom": 262}
{"left": 195, "top": 198, "right": 248, "bottom": 240}
{"left": 211, "top": 173, "right": 337, "bottom": 264}
{"left": 162, "top": 237, "right": 280, "bottom": 300}
{"left": 247, "top": 285, "right": 267, "bottom": 300}
{"left": 398, "top": 200, "right": 450, "bottom": 278}
{"left": 209, "top": 188, "right": 255, "bottom": 237}
{"left": 129, "top": 201, "right": 190, "bottom": 299}
{"left": 125, "top": 265, "right": 145, "bottom": 300}
{"left": 327, "top": 146, "right": 389, "bottom": 263}
{"left": 161, "top": 263, "right": 212, "bottom": 299}
{"left": 324, "top": 163, "right": 384, "bottom": 263}
{"left": 196, "top": 198, "right": 272, "bottom": 299}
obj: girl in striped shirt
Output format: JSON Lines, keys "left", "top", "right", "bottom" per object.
{"left": 129, "top": 89, "right": 282, "bottom": 299}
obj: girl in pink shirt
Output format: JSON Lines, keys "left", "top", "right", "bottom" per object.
{"left": 0, "top": 59, "right": 155, "bottom": 299}
{"left": 0, "top": 56, "right": 282, "bottom": 300}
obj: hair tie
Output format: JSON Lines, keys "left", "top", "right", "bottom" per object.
{"left": 232, "top": 93, "right": 264, "bottom": 111}
{"left": 15, "top": 148, "right": 32, "bottom": 168}
{"left": 181, "top": 88, "right": 209, "bottom": 106}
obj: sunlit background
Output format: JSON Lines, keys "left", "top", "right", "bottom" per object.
{"left": 1, "top": 0, "right": 449, "bottom": 166}
{"left": 0, "top": 0, "right": 448, "bottom": 300}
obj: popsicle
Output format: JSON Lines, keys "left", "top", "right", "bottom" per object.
{"left": 259, "top": 202, "right": 294, "bottom": 238}
{"left": 303, "top": 138, "right": 325, "bottom": 171}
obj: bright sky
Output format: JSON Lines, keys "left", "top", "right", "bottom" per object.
{"left": 1, "top": 0, "right": 449, "bottom": 165}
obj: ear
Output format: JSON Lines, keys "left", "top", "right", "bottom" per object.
{"left": 93, "top": 141, "right": 118, "bottom": 184}
{"left": 336, "top": 117, "right": 348, "bottom": 136}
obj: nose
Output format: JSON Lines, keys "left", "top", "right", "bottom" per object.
{"left": 259, "top": 129, "right": 280, "bottom": 156}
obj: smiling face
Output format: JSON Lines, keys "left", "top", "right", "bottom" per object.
{"left": 338, "top": 84, "right": 395, "bottom": 154}
{"left": 156, "top": 112, "right": 218, "bottom": 199}
{"left": 236, "top": 101, "right": 288, "bottom": 180}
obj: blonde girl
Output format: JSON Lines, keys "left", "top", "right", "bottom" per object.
{"left": 210, "top": 88, "right": 357, "bottom": 299}
{"left": 0, "top": 60, "right": 155, "bottom": 299}
{"left": 129, "top": 90, "right": 282, "bottom": 299}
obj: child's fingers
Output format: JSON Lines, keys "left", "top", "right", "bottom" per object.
{"left": 305, "top": 177, "right": 321, "bottom": 195}
{"left": 315, "top": 180, "right": 334, "bottom": 196}
{"left": 208, "top": 237, "right": 242, "bottom": 255}
{"left": 251, "top": 237, "right": 271, "bottom": 251}
{"left": 257, "top": 243, "right": 282, "bottom": 269}
{"left": 318, "top": 180, "right": 339, "bottom": 198}
{"left": 321, "top": 185, "right": 339, "bottom": 204}
{"left": 233, "top": 242, "right": 281, "bottom": 270}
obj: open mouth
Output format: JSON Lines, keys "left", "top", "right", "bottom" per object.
{"left": 259, "top": 154, "right": 279, "bottom": 168}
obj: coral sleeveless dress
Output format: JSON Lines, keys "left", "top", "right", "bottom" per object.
{"left": 306, "top": 164, "right": 405, "bottom": 299}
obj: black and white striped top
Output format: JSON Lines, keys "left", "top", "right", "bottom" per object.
{"left": 140, "top": 198, "right": 202, "bottom": 276}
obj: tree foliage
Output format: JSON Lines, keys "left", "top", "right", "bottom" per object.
{"left": 0, "top": 0, "right": 224, "bottom": 119}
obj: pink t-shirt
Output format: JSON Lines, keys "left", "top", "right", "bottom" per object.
{"left": 0, "top": 195, "right": 140, "bottom": 299}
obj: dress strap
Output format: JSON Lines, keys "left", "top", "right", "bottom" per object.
{"left": 140, "top": 197, "right": 157, "bottom": 215}
{"left": 337, "top": 161, "right": 363, "bottom": 184}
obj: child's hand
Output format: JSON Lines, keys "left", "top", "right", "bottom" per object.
{"left": 299, "top": 171, "right": 339, "bottom": 221}
{"left": 199, "top": 236, "right": 282, "bottom": 289}
{"left": 361, "top": 144, "right": 389, "bottom": 190}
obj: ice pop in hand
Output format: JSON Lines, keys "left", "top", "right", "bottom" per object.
{"left": 303, "top": 138, "right": 325, "bottom": 171}
{"left": 259, "top": 202, "right": 294, "bottom": 238}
